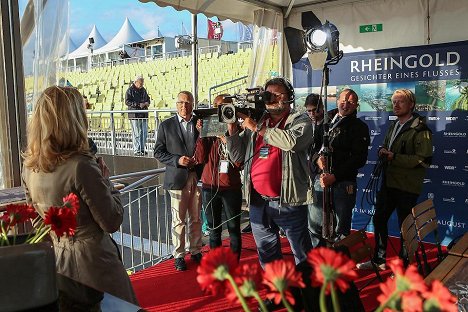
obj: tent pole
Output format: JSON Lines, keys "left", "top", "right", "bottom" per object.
{"left": 191, "top": 13, "right": 198, "bottom": 106}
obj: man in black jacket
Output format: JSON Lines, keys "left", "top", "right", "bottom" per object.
{"left": 309, "top": 89, "right": 370, "bottom": 247}
{"left": 154, "top": 91, "right": 203, "bottom": 271}
{"left": 125, "top": 75, "right": 150, "bottom": 156}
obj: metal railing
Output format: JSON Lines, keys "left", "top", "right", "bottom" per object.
{"left": 208, "top": 75, "right": 249, "bottom": 104}
{"left": 109, "top": 168, "right": 172, "bottom": 272}
{"left": 86, "top": 109, "right": 177, "bottom": 156}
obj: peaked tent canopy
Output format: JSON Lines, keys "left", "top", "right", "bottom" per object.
{"left": 68, "top": 38, "right": 77, "bottom": 52}
{"left": 68, "top": 25, "right": 107, "bottom": 59}
{"left": 94, "top": 18, "right": 144, "bottom": 54}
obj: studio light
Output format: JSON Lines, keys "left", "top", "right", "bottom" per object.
{"left": 305, "top": 21, "right": 340, "bottom": 59}
{"left": 284, "top": 11, "right": 341, "bottom": 64}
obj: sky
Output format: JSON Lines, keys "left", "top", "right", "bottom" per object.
{"left": 20, "top": 0, "right": 240, "bottom": 47}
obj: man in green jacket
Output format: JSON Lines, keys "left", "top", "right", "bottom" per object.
{"left": 357, "top": 89, "right": 433, "bottom": 271}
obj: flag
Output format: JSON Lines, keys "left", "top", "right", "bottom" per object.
{"left": 207, "top": 19, "right": 223, "bottom": 40}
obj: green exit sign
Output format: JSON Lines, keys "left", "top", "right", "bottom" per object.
{"left": 360, "top": 24, "right": 383, "bottom": 33}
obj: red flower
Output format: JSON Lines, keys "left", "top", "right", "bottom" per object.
{"left": 226, "top": 263, "right": 263, "bottom": 304}
{"left": 263, "top": 260, "right": 305, "bottom": 305}
{"left": 307, "top": 247, "right": 357, "bottom": 294}
{"left": 44, "top": 207, "right": 77, "bottom": 237}
{"left": 422, "top": 280, "right": 457, "bottom": 312}
{"left": 389, "top": 259, "right": 426, "bottom": 293}
{"left": 196, "top": 247, "right": 239, "bottom": 295}
{"left": 0, "top": 212, "right": 11, "bottom": 227}
{"left": 377, "top": 277, "right": 397, "bottom": 306}
{"left": 5, "top": 204, "right": 37, "bottom": 226}
{"left": 62, "top": 193, "right": 80, "bottom": 215}
{"left": 401, "top": 291, "right": 423, "bottom": 312}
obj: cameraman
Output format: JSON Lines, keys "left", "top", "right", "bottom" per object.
{"left": 225, "top": 77, "right": 313, "bottom": 269}
{"left": 194, "top": 95, "right": 243, "bottom": 260}
{"left": 357, "top": 89, "right": 432, "bottom": 271}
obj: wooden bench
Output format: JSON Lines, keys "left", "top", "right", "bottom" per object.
{"left": 448, "top": 232, "right": 468, "bottom": 258}
{"left": 425, "top": 232, "right": 468, "bottom": 285}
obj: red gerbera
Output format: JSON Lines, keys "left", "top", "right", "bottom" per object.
{"left": 377, "top": 276, "right": 397, "bottom": 306}
{"left": 263, "top": 259, "right": 305, "bottom": 305}
{"left": 401, "top": 290, "right": 423, "bottom": 312}
{"left": 0, "top": 212, "right": 11, "bottom": 227}
{"left": 389, "top": 259, "right": 426, "bottom": 293}
{"left": 62, "top": 193, "right": 80, "bottom": 215}
{"left": 226, "top": 263, "right": 263, "bottom": 304}
{"left": 196, "top": 247, "right": 239, "bottom": 295}
{"left": 307, "top": 247, "right": 357, "bottom": 294}
{"left": 44, "top": 207, "right": 77, "bottom": 237}
{"left": 422, "top": 280, "right": 457, "bottom": 312}
{"left": 5, "top": 204, "right": 37, "bottom": 226}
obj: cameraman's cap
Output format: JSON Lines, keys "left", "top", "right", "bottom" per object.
{"left": 134, "top": 75, "right": 144, "bottom": 82}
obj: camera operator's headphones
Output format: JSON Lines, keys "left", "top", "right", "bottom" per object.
{"left": 264, "top": 77, "right": 295, "bottom": 104}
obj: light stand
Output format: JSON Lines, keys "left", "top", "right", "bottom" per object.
{"left": 284, "top": 11, "right": 343, "bottom": 242}
{"left": 319, "top": 52, "right": 343, "bottom": 241}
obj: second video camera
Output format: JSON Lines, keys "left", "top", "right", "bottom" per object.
{"left": 219, "top": 88, "right": 271, "bottom": 123}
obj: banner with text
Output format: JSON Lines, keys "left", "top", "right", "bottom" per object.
{"left": 293, "top": 40, "right": 468, "bottom": 245}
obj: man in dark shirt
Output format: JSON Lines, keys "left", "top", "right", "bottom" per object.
{"left": 125, "top": 76, "right": 150, "bottom": 156}
{"left": 309, "top": 89, "right": 370, "bottom": 247}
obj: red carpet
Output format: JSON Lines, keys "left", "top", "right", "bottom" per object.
{"left": 130, "top": 232, "right": 443, "bottom": 312}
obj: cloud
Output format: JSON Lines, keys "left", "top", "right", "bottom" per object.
{"left": 123, "top": 6, "right": 166, "bottom": 39}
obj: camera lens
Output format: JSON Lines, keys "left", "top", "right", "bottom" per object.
{"left": 223, "top": 106, "right": 235, "bottom": 119}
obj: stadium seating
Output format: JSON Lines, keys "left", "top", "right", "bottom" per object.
{"left": 24, "top": 47, "right": 281, "bottom": 134}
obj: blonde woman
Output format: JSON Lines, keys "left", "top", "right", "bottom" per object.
{"left": 22, "top": 86, "right": 138, "bottom": 308}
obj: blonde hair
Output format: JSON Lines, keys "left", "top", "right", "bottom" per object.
{"left": 23, "top": 86, "right": 90, "bottom": 172}
{"left": 392, "top": 89, "right": 416, "bottom": 111}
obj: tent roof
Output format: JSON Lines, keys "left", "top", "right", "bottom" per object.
{"left": 94, "top": 18, "right": 144, "bottom": 54}
{"left": 68, "top": 25, "right": 107, "bottom": 59}
{"left": 69, "top": 38, "right": 77, "bottom": 52}
{"left": 138, "top": 0, "right": 343, "bottom": 23}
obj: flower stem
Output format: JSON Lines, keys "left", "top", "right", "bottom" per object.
{"left": 319, "top": 283, "right": 328, "bottom": 312}
{"left": 281, "top": 291, "right": 294, "bottom": 312}
{"left": 330, "top": 282, "right": 341, "bottom": 312}
{"left": 253, "top": 291, "right": 268, "bottom": 312}
{"left": 226, "top": 274, "right": 251, "bottom": 312}
{"left": 1, "top": 227, "right": 10, "bottom": 246}
{"left": 28, "top": 227, "right": 50, "bottom": 244}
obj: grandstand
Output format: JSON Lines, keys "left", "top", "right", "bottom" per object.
{"left": 67, "top": 48, "right": 252, "bottom": 110}
{"left": 37, "top": 47, "right": 259, "bottom": 156}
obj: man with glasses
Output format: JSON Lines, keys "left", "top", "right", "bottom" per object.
{"left": 226, "top": 78, "right": 314, "bottom": 310}
{"left": 309, "top": 88, "right": 370, "bottom": 247}
{"left": 226, "top": 77, "right": 313, "bottom": 265}
{"left": 154, "top": 91, "right": 203, "bottom": 271}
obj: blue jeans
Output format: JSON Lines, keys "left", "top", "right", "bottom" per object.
{"left": 249, "top": 190, "right": 312, "bottom": 267}
{"left": 203, "top": 188, "right": 242, "bottom": 256}
{"left": 130, "top": 118, "right": 148, "bottom": 153}
{"left": 308, "top": 179, "right": 357, "bottom": 247}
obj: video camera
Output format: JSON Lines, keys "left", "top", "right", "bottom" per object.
{"left": 193, "top": 88, "right": 271, "bottom": 137}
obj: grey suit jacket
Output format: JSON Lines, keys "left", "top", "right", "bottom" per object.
{"left": 154, "top": 115, "right": 203, "bottom": 190}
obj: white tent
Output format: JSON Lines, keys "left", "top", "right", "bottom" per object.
{"left": 68, "top": 25, "right": 107, "bottom": 59}
{"left": 68, "top": 38, "right": 77, "bottom": 53}
{"left": 93, "top": 18, "right": 144, "bottom": 56}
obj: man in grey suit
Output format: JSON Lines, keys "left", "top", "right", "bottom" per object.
{"left": 154, "top": 91, "right": 203, "bottom": 271}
